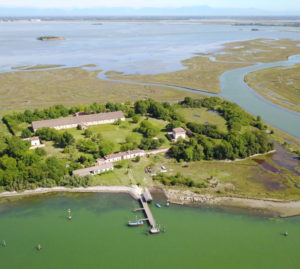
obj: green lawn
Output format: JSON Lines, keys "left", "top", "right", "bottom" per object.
{"left": 58, "top": 117, "right": 169, "bottom": 152}
{"left": 91, "top": 157, "right": 152, "bottom": 186}
{"left": 41, "top": 117, "right": 170, "bottom": 164}
{"left": 177, "top": 107, "right": 228, "bottom": 132}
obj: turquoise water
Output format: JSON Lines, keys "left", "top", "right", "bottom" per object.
{"left": 220, "top": 55, "right": 300, "bottom": 139}
{"left": 1, "top": 193, "right": 300, "bottom": 269}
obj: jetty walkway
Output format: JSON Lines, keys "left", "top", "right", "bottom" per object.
{"left": 137, "top": 188, "right": 160, "bottom": 234}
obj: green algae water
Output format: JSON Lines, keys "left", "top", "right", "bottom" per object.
{"left": 1, "top": 193, "right": 300, "bottom": 269}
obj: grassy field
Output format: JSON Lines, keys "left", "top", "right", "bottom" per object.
{"left": 245, "top": 64, "right": 300, "bottom": 113}
{"left": 84, "top": 151, "right": 300, "bottom": 200}
{"left": 149, "top": 154, "right": 300, "bottom": 200}
{"left": 110, "top": 56, "right": 249, "bottom": 94}
{"left": 42, "top": 117, "right": 170, "bottom": 163}
{"left": 0, "top": 67, "right": 201, "bottom": 111}
{"left": 216, "top": 39, "right": 300, "bottom": 63}
{"left": 176, "top": 107, "right": 228, "bottom": 132}
{"left": 59, "top": 118, "right": 169, "bottom": 151}
{"left": 110, "top": 39, "right": 300, "bottom": 94}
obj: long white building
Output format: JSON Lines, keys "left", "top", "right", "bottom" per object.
{"left": 32, "top": 111, "right": 125, "bottom": 131}
{"left": 73, "top": 163, "right": 114, "bottom": 177}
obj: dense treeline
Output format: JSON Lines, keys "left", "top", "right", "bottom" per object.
{"left": 180, "top": 96, "right": 266, "bottom": 132}
{"left": 132, "top": 97, "right": 273, "bottom": 161}
{"left": 167, "top": 97, "right": 273, "bottom": 161}
{"left": 0, "top": 135, "right": 92, "bottom": 191}
{"left": 168, "top": 131, "right": 273, "bottom": 162}
{"left": 134, "top": 99, "right": 184, "bottom": 122}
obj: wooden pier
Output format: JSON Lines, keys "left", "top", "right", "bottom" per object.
{"left": 138, "top": 188, "right": 160, "bottom": 234}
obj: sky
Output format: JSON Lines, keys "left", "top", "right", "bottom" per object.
{"left": 0, "top": 0, "right": 299, "bottom": 10}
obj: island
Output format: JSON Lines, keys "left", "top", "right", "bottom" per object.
{"left": 37, "top": 36, "right": 66, "bottom": 41}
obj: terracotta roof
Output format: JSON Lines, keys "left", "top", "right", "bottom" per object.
{"left": 172, "top": 127, "right": 186, "bottom": 133}
{"left": 104, "top": 152, "right": 127, "bottom": 160}
{"left": 32, "top": 111, "right": 125, "bottom": 130}
{"left": 73, "top": 163, "right": 113, "bottom": 176}
{"left": 23, "top": 136, "right": 40, "bottom": 141}
{"left": 96, "top": 158, "right": 105, "bottom": 163}
{"left": 104, "top": 149, "right": 145, "bottom": 160}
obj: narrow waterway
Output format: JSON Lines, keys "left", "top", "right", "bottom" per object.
{"left": 1, "top": 193, "right": 300, "bottom": 269}
{"left": 99, "top": 55, "right": 300, "bottom": 139}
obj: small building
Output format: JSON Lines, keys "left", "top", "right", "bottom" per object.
{"left": 23, "top": 136, "right": 44, "bottom": 149}
{"left": 72, "top": 163, "right": 114, "bottom": 177}
{"left": 122, "top": 149, "right": 145, "bottom": 160}
{"left": 103, "top": 152, "right": 124, "bottom": 163}
{"left": 172, "top": 127, "right": 186, "bottom": 140}
{"left": 99, "top": 149, "right": 145, "bottom": 164}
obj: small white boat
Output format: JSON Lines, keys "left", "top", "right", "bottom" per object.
{"left": 68, "top": 209, "right": 72, "bottom": 220}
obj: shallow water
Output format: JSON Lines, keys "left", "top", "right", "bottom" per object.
{"left": 1, "top": 21, "right": 300, "bottom": 74}
{"left": 0, "top": 193, "right": 300, "bottom": 269}
{"left": 1, "top": 20, "right": 300, "bottom": 138}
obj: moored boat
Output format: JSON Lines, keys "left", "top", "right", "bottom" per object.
{"left": 128, "top": 219, "right": 144, "bottom": 227}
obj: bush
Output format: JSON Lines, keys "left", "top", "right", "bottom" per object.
{"left": 137, "top": 120, "right": 159, "bottom": 138}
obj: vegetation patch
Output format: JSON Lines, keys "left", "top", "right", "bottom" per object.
{"left": 0, "top": 67, "right": 201, "bottom": 110}
{"left": 110, "top": 39, "right": 300, "bottom": 93}
{"left": 245, "top": 64, "right": 300, "bottom": 113}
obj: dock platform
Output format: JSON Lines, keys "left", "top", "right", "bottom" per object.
{"left": 138, "top": 188, "right": 160, "bottom": 234}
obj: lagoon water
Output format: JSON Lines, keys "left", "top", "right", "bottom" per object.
{"left": 1, "top": 23, "right": 300, "bottom": 267}
{"left": 1, "top": 20, "right": 300, "bottom": 74}
{"left": 1, "top": 193, "right": 300, "bottom": 269}
{"left": 1, "top": 20, "right": 300, "bottom": 138}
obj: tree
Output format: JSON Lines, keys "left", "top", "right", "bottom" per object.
{"left": 77, "top": 139, "right": 98, "bottom": 154}
{"left": 58, "top": 132, "right": 75, "bottom": 147}
{"left": 83, "top": 129, "right": 93, "bottom": 138}
{"left": 36, "top": 127, "right": 59, "bottom": 141}
{"left": 132, "top": 114, "right": 141, "bottom": 123}
{"left": 166, "top": 121, "right": 182, "bottom": 131}
{"left": 114, "top": 119, "right": 122, "bottom": 125}
{"left": 6, "top": 136, "right": 30, "bottom": 158}
{"left": 0, "top": 155, "right": 17, "bottom": 170}
{"left": 21, "top": 128, "right": 33, "bottom": 138}
{"left": 134, "top": 100, "right": 149, "bottom": 115}
{"left": 45, "top": 157, "right": 66, "bottom": 182}
{"left": 99, "top": 140, "right": 115, "bottom": 157}
{"left": 137, "top": 120, "right": 159, "bottom": 138}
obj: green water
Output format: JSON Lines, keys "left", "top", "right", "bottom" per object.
{"left": 0, "top": 193, "right": 300, "bottom": 269}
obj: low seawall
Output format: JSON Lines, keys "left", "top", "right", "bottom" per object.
{"left": 0, "top": 186, "right": 140, "bottom": 200}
